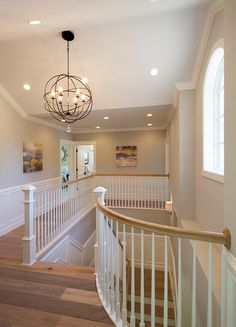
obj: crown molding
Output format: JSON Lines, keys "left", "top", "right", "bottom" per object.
{"left": 26, "top": 115, "right": 65, "bottom": 132}
{"left": 174, "top": 0, "right": 224, "bottom": 94}
{"left": 0, "top": 83, "right": 27, "bottom": 119}
{"left": 0, "top": 83, "right": 67, "bottom": 132}
{"left": 74, "top": 126, "right": 165, "bottom": 134}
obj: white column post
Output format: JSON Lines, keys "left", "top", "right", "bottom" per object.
{"left": 22, "top": 185, "right": 36, "bottom": 266}
{"left": 93, "top": 186, "right": 107, "bottom": 278}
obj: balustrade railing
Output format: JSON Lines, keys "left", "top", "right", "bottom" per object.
{"left": 94, "top": 187, "right": 231, "bottom": 327}
{"left": 95, "top": 174, "right": 169, "bottom": 210}
{"left": 22, "top": 173, "right": 170, "bottom": 265}
{"left": 22, "top": 175, "right": 95, "bottom": 265}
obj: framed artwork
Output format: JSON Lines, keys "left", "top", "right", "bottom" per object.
{"left": 116, "top": 146, "right": 137, "bottom": 167}
{"left": 23, "top": 142, "right": 43, "bottom": 173}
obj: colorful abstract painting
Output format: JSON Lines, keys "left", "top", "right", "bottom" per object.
{"left": 23, "top": 142, "right": 43, "bottom": 173}
{"left": 116, "top": 146, "right": 137, "bottom": 167}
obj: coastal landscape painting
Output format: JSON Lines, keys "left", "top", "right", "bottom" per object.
{"left": 23, "top": 142, "right": 43, "bottom": 173}
{"left": 116, "top": 146, "right": 137, "bottom": 167}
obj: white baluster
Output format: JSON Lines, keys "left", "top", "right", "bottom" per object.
{"left": 164, "top": 235, "right": 168, "bottom": 327}
{"left": 44, "top": 191, "right": 47, "bottom": 246}
{"left": 221, "top": 249, "right": 225, "bottom": 327}
{"left": 130, "top": 227, "right": 136, "bottom": 327}
{"left": 115, "top": 221, "right": 121, "bottom": 322}
{"left": 207, "top": 243, "right": 213, "bottom": 327}
{"left": 40, "top": 193, "right": 43, "bottom": 250}
{"left": 122, "top": 224, "right": 127, "bottom": 326}
{"left": 49, "top": 190, "right": 52, "bottom": 241}
{"left": 53, "top": 188, "right": 56, "bottom": 238}
{"left": 36, "top": 193, "right": 40, "bottom": 252}
{"left": 191, "top": 241, "right": 197, "bottom": 327}
{"left": 103, "top": 214, "right": 107, "bottom": 302}
{"left": 22, "top": 185, "right": 36, "bottom": 265}
{"left": 151, "top": 232, "right": 155, "bottom": 327}
{"left": 106, "top": 216, "right": 110, "bottom": 308}
{"left": 140, "top": 229, "right": 145, "bottom": 327}
{"left": 93, "top": 186, "right": 107, "bottom": 298}
{"left": 177, "top": 238, "right": 182, "bottom": 327}
{"left": 48, "top": 190, "right": 51, "bottom": 242}
{"left": 110, "top": 219, "right": 115, "bottom": 315}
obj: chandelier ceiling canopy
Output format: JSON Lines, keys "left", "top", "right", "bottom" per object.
{"left": 43, "top": 31, "right": 93, "bottom": 130}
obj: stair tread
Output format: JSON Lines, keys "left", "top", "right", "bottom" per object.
{"left": 134, "top": 320, "right": 174, "bottom": 327}
{"left": 127, "top": 301, "right": 175, "bottom": 319}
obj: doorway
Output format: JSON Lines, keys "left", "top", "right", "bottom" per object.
{"left": 60, "top": 140, "right": 96, "bottom": 182}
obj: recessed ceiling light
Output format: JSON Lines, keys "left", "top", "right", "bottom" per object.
{"left": 82, "top": 77, "right": 88, "bottom": 84}
{"left": 29, "top": 20, "right": 41, "bottom": 25}
{"left": 147, "top": 113, "right": 153, "bottom": 117}
{"left": 66, "top": 125, "right": 71, "bottom": 133}
{"left": 96, "top": 126, "right": 100, "bottom": 129}
{"left": 147, "top": 123, "right": 152, "bottom": 127}
{"left": 60, "top": 119, "right": 66, "bottom": 122}
{"left": 150, "top": 68, "right": 158, "bottom": 76}
{"left": 104, "top": 116, "right": 109, "bottom": 120}
{"left": 23, "top": 84, "right": 31, "bottom": 91}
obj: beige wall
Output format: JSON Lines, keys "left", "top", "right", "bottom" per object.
{"left": 168, "top": 90, "right": 195, "bottom": 220}
{"left": 0, "top": 94, "right": 72, "bottom": 189}
{"left": 225, "top": 0, "right": 236, "bottom": 255}
{"left": 74, "top": 130, "right": 166, "bottom": 174}
{"left": 168, "top": 10, "right": 224, "bottom": 231}
{"left": 195, "top": 9, "right": 224, "bottom": 233}
{"left": 168, "top": 107, "right": 181, "bottom": 215}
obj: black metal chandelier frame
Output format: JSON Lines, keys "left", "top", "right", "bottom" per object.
{"left": 43, "top": 31, "right": 93, "bottom": 125}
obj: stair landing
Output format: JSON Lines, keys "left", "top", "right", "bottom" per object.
{"left": 0, "top": 262, "right": 113, "bottom": 327}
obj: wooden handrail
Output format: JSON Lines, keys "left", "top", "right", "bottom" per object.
{"left": 97, "top": 199, "right": 231, "bottom": 249}
{"left": 95, "top": 173, "right": 169, "bottom": 177}
{"left": 63, "top": 174, "right": 95, "bottom": 186}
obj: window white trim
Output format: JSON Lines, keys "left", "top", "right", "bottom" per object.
{"left": 203, "top": 39, "right": 224, "bottom": 179}
{"left": 202, "top": 170, "right": 224, "bottom": 184}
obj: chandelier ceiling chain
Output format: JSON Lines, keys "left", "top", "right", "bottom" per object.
{"left": 43, "top": 31, "right": 93, "bottom": 129}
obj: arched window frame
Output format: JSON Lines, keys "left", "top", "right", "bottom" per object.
{"left": 203, "top": 40, "right": 224, "bottom": 183}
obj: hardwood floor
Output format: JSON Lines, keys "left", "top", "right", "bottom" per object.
{"left": 0, "top": 263, "right": 114, "bottom": 327}
{"left": 0, "top": 225, "right": 23, "bottom": 264}
{"left": 0, "top": 226, "right": 113, "bottom": 326}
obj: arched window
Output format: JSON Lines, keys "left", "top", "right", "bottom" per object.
{"left": 203, "top": 45, "right": 224, "bottom": 180}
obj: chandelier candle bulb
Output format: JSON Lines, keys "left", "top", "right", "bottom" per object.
{"left": 51, "top": 90, "right": 55, "bottom": 99}
{"left": 81, "top": 94, "right": 86, "bottom": 102}
{"left": 58, "top": 95, "right": 63, "bottom": 104}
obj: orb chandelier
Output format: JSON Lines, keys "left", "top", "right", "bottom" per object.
{"left": 43, "top": 31, "right": 93, "bottom": 130}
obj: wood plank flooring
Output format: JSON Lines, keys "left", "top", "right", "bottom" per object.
{"left": 0, "top": 263, "right": 114, "bottom": 327}
{"left": 0, "top": 225, "right": 23, "bottom": 264}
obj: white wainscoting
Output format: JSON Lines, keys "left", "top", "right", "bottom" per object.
{"left": 41, "top": 231, "right": 96, "bottom": 267}
{"left": 222, "top": 247, "right": 236, "bottom": 327}
{"left": 0, "top": 177, "right": 61, "bottom": 236}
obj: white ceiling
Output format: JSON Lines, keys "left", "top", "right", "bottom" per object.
{"left": 34, "top": 105, "right": 172, "bottom": 133}
{"left": 0, "top": 0, "right": 214, "bottom": 132}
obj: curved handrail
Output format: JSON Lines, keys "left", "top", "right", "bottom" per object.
{"left": 97, "top": 199, "right": 231, "bottom": 249}
{"left": 95, "top": 173, "right": 169, "bottom": 177}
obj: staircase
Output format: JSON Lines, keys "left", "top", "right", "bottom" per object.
{"left": 0, "top": 262, "right": 113, "bottom": 327}
{"left": 127, "top": 267, "right": 175, "bottom": 327}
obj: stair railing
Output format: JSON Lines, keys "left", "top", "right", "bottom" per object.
{"left": 95, "top": 173, "right": 169, "bottom": 210}
{"left": 94, "top": 187, "right": 231, "bottom": 327}
{"left": 22, "top": 175, "right": 95, "bottom": 265}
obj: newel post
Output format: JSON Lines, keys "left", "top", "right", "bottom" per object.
{"left": 93, "top": 186, "right": 107, "bottom": 277}
{"left": 22, "top": 185, "right": 36, "bottom": 265}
